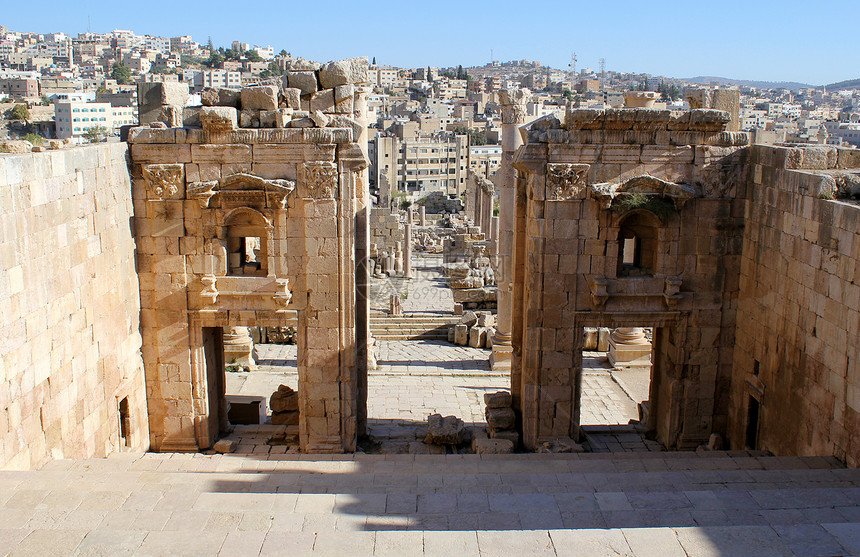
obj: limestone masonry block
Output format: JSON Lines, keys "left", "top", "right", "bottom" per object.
{"left": 201, "top": 88, "right": 240, "bottom": 108}
{"left": 318, "top": 57, "right": 369, "bottom": 89}
{"left": 282, "top": 88, "right": 302, "bottom": 110}
{"left": 241, "top": 86, "right": 279, "bottom": 111}
{"left": 199, "top": 107, "right": 238, "bottom": 133}
{"left": 484, "top": 391, "right": 512, "bottom": 408}
{"left": 286, "top": 71, "right": 318, "bottom": 95}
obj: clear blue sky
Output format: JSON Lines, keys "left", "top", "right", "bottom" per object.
{"left": 4, "top": 0, "right": 857, "bottom": 85}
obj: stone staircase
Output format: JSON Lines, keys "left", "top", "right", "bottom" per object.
{"left": 4, "top": 450, "right": 859, "bottom": 556}
{"left": 370, "top": 313, "right": 458, "bottom": 341}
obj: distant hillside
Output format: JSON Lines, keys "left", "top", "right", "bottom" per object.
{"left": 825, "top": 78, "right": 860, "bottom": 91}
{"left": 683, "top": 76, "right": 813, "bottom": 91}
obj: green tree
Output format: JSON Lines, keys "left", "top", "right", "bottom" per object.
{"left": 456, "top": 65, "right": 467, "bottom": 80}
{"left": 244, "top": 50, "right": 263, "bottom": 62}
{"left": 426, "top": 66, "right": 433, "bottom": 82}
{"left": 279, "top": 49, "right": 289, "bottom": 57}
{"left": 207, "top": 36, "right": 214, "bottom": 51}
{"left": 8, "top": 104, "right": 30, "bottom": 121}
{"left": 372, "top": 56, "right": 376, "bottom": 65}
{"left": 40, "top": 95, "right": 50, "bottom": 106}
{"left": 267, "top": 61, "right": 283, "bottom": 76}
{"left": 204, "top": 52, "right": 224, "bottom": 68}
{"left": 24, "top": 133, "right": 44, "bottom": 145}
{"left": 111, "top": 64, "right": 133, "bottom": 84}
{"left": 224, "top": 48, "right": 240, "bottom": 61}
{"left": 82, "top": 126, "right": 107, "bottom": 143}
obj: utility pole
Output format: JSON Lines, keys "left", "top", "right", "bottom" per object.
{"left": 599, "top": 58, "right": 605, "bottom": 90}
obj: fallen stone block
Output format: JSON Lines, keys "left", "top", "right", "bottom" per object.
{"left": 241, "top": 85, "right": 279, "bottom": 111}
{"left": 537, "top": 438, "right": 585, "bottom": 453}
{"left": 483, "top": 391, "right": 512, "bottom": 409}
{"left": 490, "top": 429, "right": 520, "bottom": 445}
{"left": 281, "top": 87, "right": 302, "bottom": 110}
{"left": 202, "top": 87, "right": 240, "bottom": 107}
{"left": 239, "top": 109, "right": 260, "bottom": 128}
{"left": 271, "top": 411, "right": 299, "bottom": 426}
{"left": 424, "top": 413, "right": 469, "bottom": 445}
{"left": 213, "top": 439, "right": 237, "bottom": 454}
{"left": 469, "top": 326, "right": 488, "bottom": 348}
{"left": 486, "top": 407, "right": 515, "bottom": 430}
{"left": 318, "top": 57, "right": 369, "bottom": 89}
{"left": 454, "top": 324, "right": 468, "bottom": 346}
{"left": 270, "top": 384, "right": 298, "bottom": 412}
{"left": 477, "top": 312, "right": 495, "bottom": 328}
{"left": 286, "top": 71, "right": 318, "bottom": 95}
{"left": 460, "top": 311, "right": 478, "bottom": 328}
{"left": 474, "top": 438, "right": 514, "bottom": 454}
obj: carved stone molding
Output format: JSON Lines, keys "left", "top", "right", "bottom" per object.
{"left": 142, "top": 163, "right": 184, "bottom": 200}
{"left": 663, "top": 276, "right": 683, "bottom": 309}
{"left": 588, "top": 277, "right": 609, "bottom": 310}
{"left": 273, "top": 278, "right": 293, "bottom": 308}
{"left": 546, "top": 163, "right": 590, "bottom": 201}
{"left": 301, "top": 162, "right": 339, "bottom": 199}
{"left": 200, "top": 275, "right": 218, "bottom": 305}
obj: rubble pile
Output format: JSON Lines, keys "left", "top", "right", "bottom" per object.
{"left": 448, "top": 310, "right": 495, "bottom": 349}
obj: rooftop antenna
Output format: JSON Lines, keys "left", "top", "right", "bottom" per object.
{"left": 568, "top": 52, "right": 577, "bottom": 88}
{"left": 490, "top": 48, "right": 493, "bottom": 63}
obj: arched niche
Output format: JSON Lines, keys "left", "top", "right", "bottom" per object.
{"left": 616, "top": 209, "right": 661, "bottom": 277}
{"left": 222, "top": 207, "right": 272, "bottom": 277}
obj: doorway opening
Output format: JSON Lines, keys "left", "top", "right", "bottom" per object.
{"left": 203, "top": 324, "right": 300, "bottom": 454}
{"left": 745, "top": 394, "right": 760, "bottom": 450}
{"left": 578, "top": 325, "right": 662, "bottom": 453}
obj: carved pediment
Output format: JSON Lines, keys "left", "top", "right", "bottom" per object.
{"left": 187, "top": 172, "right": 296, "bottom": 209}
{"left": 589, "top": 175, "right": 701, "bottom": 209}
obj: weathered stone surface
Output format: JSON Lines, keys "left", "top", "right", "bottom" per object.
{"left": 213, "top": 439, "right": 237, "bottom": 454}
{"left": 310, "top": 90, "right": 335, "bottom": 113}
{"left": 241, "top": 86, "right": 279, "bottom": 111}
{"left": 138, "top": 82, "right": 189, "bottom": 108}
{"left": 688, "top": 109, "right": 731, "bottom": 131}
{"left": 199, "top": 106, "right": 238, "bottom": 133}
{"left": 537, "top": 438, "right": 585, "bottom": 453}
{"left": 326, "top": 115, "right": 362, "bottom": 139}
{"left": 424, "top": 413, "right": 468, "bottom": 445}
{"left": 271, "top": 411, "right": 299, "bottom": 426}
{"left": 310, "top": 110, "right": 330, "bottom": 127}
{"left": 450, "top": 276, "right": 484, "bottom": 289}
{"left": 484, "top": 391, "right": 512, "bottom": 409}
{"left": 318, "top": 57, "right": 369, "bottom": 89}
{"left": 477, "top": 312, "right": 495, "bottom": 328}
{"left": 486, "top": 407, "right": 515, "bottom": 430}
{"left": 240, "top": 109, "right": 260, "bottom": 128}
{"left": 282, "top": 88, "right": 302, "bottom": 110}
{"left": 469, "top": 326, "right": 488, "bottom": 348}
{"left": 454, "top": 324, "right": 468, "bottom": 346}
{"left": 460, "top": 311, "right": 478, "bottom": 327}
{"left": 182, "top": 106, "right": 202, "bottom": 128}
{"left": 473, "top": 438, "right": 514, "bottom": 454}
{"left": 452, "top": 287, "right": 497, "bottom": 304}
{"left": 489, "top": 429, "right": 520, "bottom": 445}
{"left": 286, "top": 71, "right": 318, "bottom": 95}
{"left": 270, "top": 384, "right": 298, "bottom": 413}
{"left": 201, "top": 88, "right": 240, "bottom": 107}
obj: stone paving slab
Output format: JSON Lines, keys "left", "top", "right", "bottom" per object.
{"left": 0, "top": 452, "right": 858, "bottom": 556}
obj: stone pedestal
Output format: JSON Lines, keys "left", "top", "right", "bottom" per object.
{"left": 224, "top": 326, "right": 255, "bottom": 368}
{"left": 607, "top": 327, "right": 651, "bottom": 368}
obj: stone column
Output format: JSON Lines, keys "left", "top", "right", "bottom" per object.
{"left": 394, "top": 241, "right": 404, "bottom": 274}
{"left": 404, "top": 219, "right": 413, "bottom": 279}
{"left": 491, "top": 88, "right": 530, "bottom": 372}
{"left": 419, "top": 205, "right": 426, "bottom": 226}
{"left": 223, "top": 326, "right": 255, "bottom": 368}
{"left": 607, "top": 327, "right": 652, "bottom": 368}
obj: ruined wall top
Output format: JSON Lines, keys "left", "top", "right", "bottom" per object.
{"left": 520, "top": 108, "right": 750, "bottom": 148}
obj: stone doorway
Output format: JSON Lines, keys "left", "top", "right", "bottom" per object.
{"left": 577, "top": 326, "right": 662, "bottom": 453}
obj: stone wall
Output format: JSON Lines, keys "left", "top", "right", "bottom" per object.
{"left": 510, "top": 108, "right": 749, "bottom": 450}
{"left": 731, "top": 145, "right": 860, "bottom": 464}
{"left": 0, "top": 144, "right": 149, "bottom": 470}
{"left": 370, "top": 207, "right": 404, "bottom": 253}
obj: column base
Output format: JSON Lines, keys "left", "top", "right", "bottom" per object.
{"left": 490, "top": 343, "right": 513, "bottom": 370}
{"left": 607, "top": 338, "right": 652, "bottom": 368}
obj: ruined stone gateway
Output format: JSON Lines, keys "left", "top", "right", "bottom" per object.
{"left": 1, "top": 70, "right": 859, "bottom": 469}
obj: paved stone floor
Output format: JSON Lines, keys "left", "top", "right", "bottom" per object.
{"left": 225, "top": 342, "right": 653, "bottom": 454}
{"left": 3, "top": 451, "right": 860, "bottom": 556}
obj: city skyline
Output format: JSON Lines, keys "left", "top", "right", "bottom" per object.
{"left": 2, "top": 0, "right": 857, "bottom": 86}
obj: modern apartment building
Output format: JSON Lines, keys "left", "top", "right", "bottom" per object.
{"left": 371, "top": 134, "right": 470, "bottom": 201}
{"left": 54, "top": 96, "right": 138, "bottom": 139}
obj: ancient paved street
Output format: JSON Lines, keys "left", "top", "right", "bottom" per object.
{"left": 3, "top": 451, "right": 860, "bottom": 556}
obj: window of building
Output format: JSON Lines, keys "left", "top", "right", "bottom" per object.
{"left": 616, "top": 212, "right": 659, "bottom": 277}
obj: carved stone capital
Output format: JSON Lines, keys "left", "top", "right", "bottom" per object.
{"left": 546, "top": 163, "right": 590, "bottom": 201}
{"left": 663, "top": 276, "right": 683, "bottom": 309}
{"left": 301, "top": 162, "right": 339, "bottom": 199}
{"left": 200, "top": 275, "right": 218, "bottom": 305}
{"left": 142, "top": 163, "right": 184, "bottom": 200}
